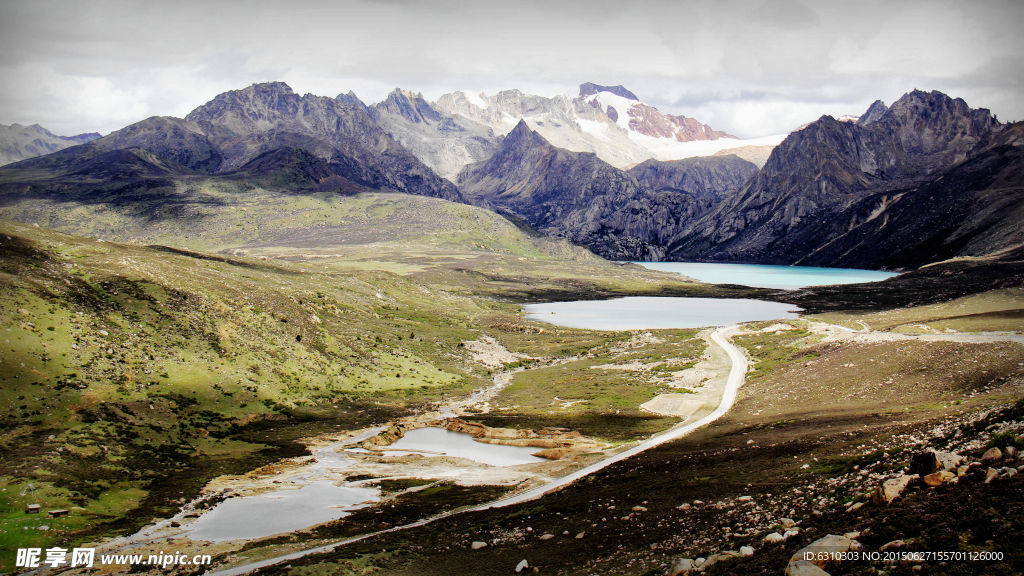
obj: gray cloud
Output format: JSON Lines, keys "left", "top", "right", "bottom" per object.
{"left": 1, "top": 0, "right": 1021, "bottom": 137}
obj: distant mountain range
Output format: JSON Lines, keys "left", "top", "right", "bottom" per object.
{"left": 1, "top": 83, "right": 1021, "bottom": 271}
{"left": 0, "top": 123, "right": 100, "bottom": 166}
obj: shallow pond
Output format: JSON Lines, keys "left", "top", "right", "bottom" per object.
{"left": 185, "top": 481, "right": 380, "bottom": 541}
{"left": 524, "top": 296, "right": 801, "bottom": 330}
{"left": 637, "top": 262, "right": 897, "bottom": 290}
{"left": 381, "top": 427, "right": 545, "bottom": 466}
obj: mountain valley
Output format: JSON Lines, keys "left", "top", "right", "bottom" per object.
{"left": 0, "top": 79, "right": 1022, "bottom": 576}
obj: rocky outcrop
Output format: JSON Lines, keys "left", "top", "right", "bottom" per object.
{"left": 578, "top": 82, "right": 639, "bottom": 101}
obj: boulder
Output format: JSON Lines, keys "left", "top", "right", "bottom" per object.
{"left": 666, "top": 558, "right": 695, "bottom": 575}
{"left": 515, "top": 559, "right": 529, "bottom": 573}
{"left": 538, "top": 533, "right": 554, "bottom": 541}
{"left": 923, "top": 470, "right": 955, "bottom": 486}
{"left": 741, "top": 545, "right": 755, "bottom": 557}
{"left": 982, "top": 447, "right": 1003, "bottom": 462}
{"left": 872, "top": 475, "right": 917, "bottom": 505}
{"left": 781, "top": 517, "right": 797, "bottom": 528}
{"left": 786, "top": 560, "right": 831, "bottom": 576}
{"left": 471, "top": 541, "right": 487, "bottom": 550}
{"left": 791, "top": 535, "right": 862, "bottom": 568}
{"left": 763, "top": 532, "right": 786, "bottom": 544}
{"left": 909, "top": 449, "right": 964, "bottom": 476}
{"left": 847, "top": 502, "right": 865, "bottom": 513}
{"left": 1005, "top": 446, "right": 1018, "bottom": 458}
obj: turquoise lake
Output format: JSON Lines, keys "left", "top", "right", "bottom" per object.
{"left": 636, "top": 262, "right": 897, "bottom": 290}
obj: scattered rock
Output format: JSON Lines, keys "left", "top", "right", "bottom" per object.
{"left": 667, "top": 558, "right": 695, "bottom": 575}
{"left": 909, "top": 449, "right": 964, "bottom": 476}
{"left": 982, "top": 447, "right": 1003, "bottom": 462}
{"left": 471, "top": 541, "right": 487, "bottom": 550}
{"left": 763, "top": 532, "right": 785, "bottom": 544}
{"left": 985, "top": 467, "right": 1000, "bottom": 483}
{"left": 677, "top": 503, "right": 691, "bottom": 511}
{"left": 872, "top": 475, "right": 917, "bottom": 505}
{"left": 737, "top": 496, "right": 753, "bottom": 502}
{"left": 538, "top": 533, "right": 554, "bottom": 541}
{"left": 956, "top": 465, "right": 969, "bottom": 476}
{"left": 847, "top": 502, "right": 865, "bottom": 513}
{"left": 1001, "top": 467, "right": 1018, "bottom": 478}
{"left": 700, "top": 551, "right": 740, "bottom": 570}
{"left": 632, "top": 505, "right": 648, "bottom": 512}
{"left": 515, "top": 559, "right": 529, "bottom": 573}
{"left": 880, "top": 539, "right": 905, "bottom": 551}
{"left": 780, "top": 517, "right": 797, "bottom": 528}
{"left": 740, "top": 545, "right": 755, "bottom": 557}
{"left": 784, "top": 529, "right": 801, "bottom": 540}
{"left": 844, "top": 531, "right": 861, "bottom": 539}
{"left": 575, "top": 532, "right": 585, "bottom": 539}
{"left": 786, "top": 560, "right": 831, "bottom": 576}
{"left": 791, "top": 535, "right": 862, "bottom": 568}
{"left": 923, "top": 470, "right": 955, "bottom": 486}
{"left": 1005, "top": 446, "right": 1018, "bottom": 458}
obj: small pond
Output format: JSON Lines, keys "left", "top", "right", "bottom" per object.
{"left": 381, "top": 427, "right": 545, "bottom": 466}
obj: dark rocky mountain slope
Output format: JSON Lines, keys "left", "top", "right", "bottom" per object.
{"left": 666, "top": 90, "right": 1018, "bottom": 268}
{"left": 457, "top": 121, "right": 757, "bottom": 259}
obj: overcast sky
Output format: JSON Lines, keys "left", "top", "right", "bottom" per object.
{"left": 1, "top": 0, "right": 1021, "bottom": 138}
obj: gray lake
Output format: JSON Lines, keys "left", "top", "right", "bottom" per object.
{"left": 524, "top": 296, "right": 801, "bottom": 330}
{"left": 636, "top": 262, "right": 897, "bottom": 290}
